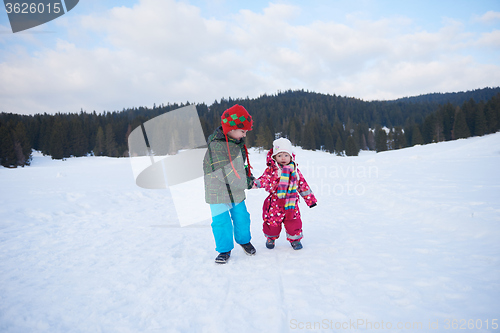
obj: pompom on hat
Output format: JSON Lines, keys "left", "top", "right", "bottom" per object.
{"left": 221, "top": 104, "right": 253, "bottom": 134}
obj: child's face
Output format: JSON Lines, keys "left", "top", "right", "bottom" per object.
{"left": 274, "top": 152, "right": 291, "bottom": 165}
{"left": 227, "top": 129, "right": 248, "bottom": 140}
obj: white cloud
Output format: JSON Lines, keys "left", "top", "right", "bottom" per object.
{"left": 1, "top": 0, "right": 499, "bottom": 115}
{"left": 474, "top": 10, "right": 500, "bottom": 24}
{"left": 476, "top": 30, "right": 500, "bottom": 49}
{"left": 350, "top": 57, "right": 500, "bottom": 100}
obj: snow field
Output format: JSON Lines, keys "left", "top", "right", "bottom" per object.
{"left": 1, "top": 133, "right": 499, "bottom": 332}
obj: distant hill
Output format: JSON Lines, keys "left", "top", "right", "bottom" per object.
{"left": 389, "top": 87, "right": 500, "bottom": 105}
{"left": 1, "top": 86, "right": 499, "bottom": 166}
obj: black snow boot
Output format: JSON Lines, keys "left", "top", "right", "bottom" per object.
{"left": 290, "top": 240, "right": 303, "bottom": 250}
{"left": 239, "top": 242, "right": 256, "bottom": 256}
{"left": 266, "top": 238, "right": 275, "bottom": 249}
{"left": 215, "top": 251, "right": 231, "bottom": 264}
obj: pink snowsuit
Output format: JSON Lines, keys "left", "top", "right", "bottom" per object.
{"left": 255, "top": 149, "right": 317, "bottom": 241}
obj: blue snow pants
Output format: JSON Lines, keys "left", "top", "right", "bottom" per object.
{"left": 210, "top": 200, "right": 251, "bottom": 253}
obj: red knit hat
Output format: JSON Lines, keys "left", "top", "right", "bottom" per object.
{"left": 220, "top": 104, "right": 253, "bottom": 179}
{"left": 221, "top": 104, "right": 253, "bottom": 134}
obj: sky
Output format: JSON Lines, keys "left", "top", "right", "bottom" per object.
{"left": 1, "top": 0, "right": 499, "bottom": 115}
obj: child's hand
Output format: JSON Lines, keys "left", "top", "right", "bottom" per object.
{"left": 252, "top": 183, "right": 258, "bottom": 189}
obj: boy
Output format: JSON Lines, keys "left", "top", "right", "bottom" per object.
{"left": 202, "top": 104, "right": 256, "bottom": 264}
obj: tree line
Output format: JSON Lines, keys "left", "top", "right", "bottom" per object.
{"left": 198, "top": 88, "right": 500, "bottom": 156}
{"left": 1, "top": 87, "right": 499, "bottom": 167}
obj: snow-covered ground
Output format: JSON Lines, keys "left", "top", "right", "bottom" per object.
{"left": 1, "top": 133, "right": 499, "bottom": 333}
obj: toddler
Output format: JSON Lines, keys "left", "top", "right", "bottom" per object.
{"left": 255, "top": 138, "right": 317, "bottom": 250}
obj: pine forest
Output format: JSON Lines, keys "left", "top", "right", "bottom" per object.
{"left": 1, "top": 87, "right": 500, "bottom": 168}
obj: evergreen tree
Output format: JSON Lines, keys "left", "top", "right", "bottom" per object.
{"left": 316, "top": 116, "right": 329, "bottom": 150}
{"left": 440, "top": 103, "right": 455, "bottom": 141}
{"left": 484, "top": 94, "right": 499, "bottom": 133}
{"left": 38, "top": 115, "right": 53, "bottom": 154}
{"left": 245, "top": 126, "right": 255, "bottom": 148}
{"left": 69, "top": 118, "right": 88, "bottom": 157}
{"left": 355, "top": 123, "right": 369, "bottom": 150}
{"left": 367, "top": 130, "right": 376, "bottom": 150}
{"left": 323, "top": 126, "right": 334, "bottom": 152}
{"left": 462, "top": 98, "right": 477, "bottom": 136}
{"left": 13, "top": 122, "right": 32, "bottom": 166}
{"left": 360, "top": 134, "right": 368, "bottom": 151}
{"left": 302, "top": 121, "right": 316, "bottom": 150}
{"left": 433, "top": 112, "right": 444, "bottom": 143}
{"left": 255, "top": 124, "right": 273, "bottom": 150}
{"left": 345, "top": 135, "right": 359, "bottom": 156}
{"left": 288, "top": 118, "right": 300, "bottom": 145}
{"left": 452, "top": 107, "right": 470, "bottom": 139}
{"left": 375, "top": 128, "right": 388, "bottom": 152}
{"left": 335, "top": 137, "right": 344, "bottom": 156}
{"left": 411, "top": 125, "right": 424, "bottom": 146}
{"left": 27, "top": 117, "right": 40, "bottom": 151}
{"left": 393, "top": 127, "right": 406, "bottom": 149}
{"left": 474, "top": 106, "right": 487, "bottom": 137}
{"left": 387, "top": 130, "right": 394, "bottom": 150}
{"left": 422, "top": 113, "right": 436, "bottom": 144}
{"left": 94, "top": 126, "right": 105, "bottom": 156}
{"left": 105, "top": 123, "right": 119, "bottom": 157}
{"left": 0, "top": 125, "right": 16, "bottom": 167}
{"left": 49, "top": 120, "right": 65, "bottom": 159}
{"left": 124, "top": 124, "right": 133, "bottom": 156}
